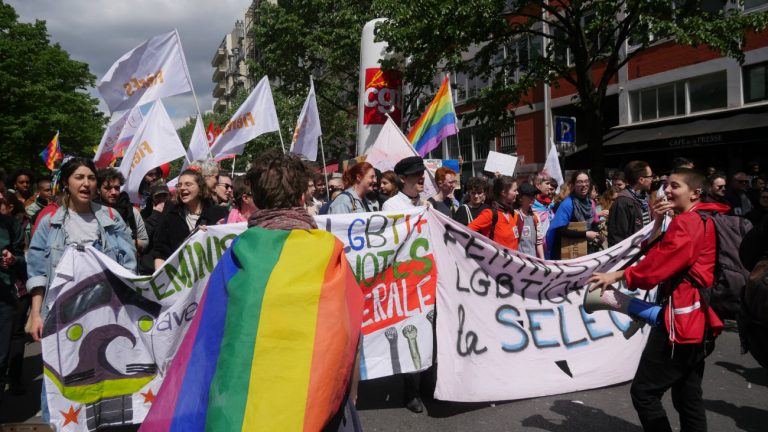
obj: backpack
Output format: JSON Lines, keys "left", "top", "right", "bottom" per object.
{"left": 688, "top": 211, "right": 753, "bottom": 321}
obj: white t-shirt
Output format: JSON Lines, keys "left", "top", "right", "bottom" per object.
{"left": 64, "top": 210, "right": 99, "bottom": 245}
{"left": 382, "top": 192, "right": 425, "bottom": 211}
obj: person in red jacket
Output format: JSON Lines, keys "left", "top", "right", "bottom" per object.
{"left": 589, "top": 167, "right": 725, "bottom": 432}
{"left": 468, "top": 176, "right": 520, "bottom": 250}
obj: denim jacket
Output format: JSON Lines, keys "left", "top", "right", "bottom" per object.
{"left": 26, "top": 201, "right": 137, "bottom": 317}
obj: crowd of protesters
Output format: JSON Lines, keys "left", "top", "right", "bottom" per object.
{"left": 0, "top": 152, "right": 766, "bottom": 431}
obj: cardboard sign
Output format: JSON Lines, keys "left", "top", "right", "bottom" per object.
{"left": 561, "top": 221, "right": 588, "bottom": 259}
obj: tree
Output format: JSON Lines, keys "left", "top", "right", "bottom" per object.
{"left": 376, "top": 0, "right": 768, "bottom": 189}
{"left": 248, "top": 0, "right": 378, "bottom": 164}
{"left": 0, "top": 1, "right": 106, "bottom": 172}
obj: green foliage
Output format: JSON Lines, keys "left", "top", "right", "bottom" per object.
{"left": 376, "top": 0, "right": 768, "bottom": 187}
{"left": 0, "top": 1, "right": 106, "bottom": 173}
{"left": 248, "top": 0, "right": 379, "bottom": 163}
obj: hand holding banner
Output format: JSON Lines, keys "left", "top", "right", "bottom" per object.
{"left": 118, "top": 100, "right": 186, "bottom": 203}
{"left": 98, "top": 29, "right": 193, "bottom": 114}
{"left": 209, "top": 76, "right": 280, "bottom": 160}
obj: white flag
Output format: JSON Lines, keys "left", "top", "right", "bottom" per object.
{"left": 118, "top": 100, "right": 186, "bottom": 203}
{"left": 364, "top": 116, "right": 438, "bottom": 198}
{"left": 186, "top": 117, "right": 210, "bottom": 164}
{"left": 94, "top": 107, "right": 144, "bottom": 168}
{"left": 209, "top": 76, "right": 280, "bottom": 160}
{"left": 290, "top": 78, "right": 322, "bottom": 161}
{"left": 98, "top": 29, "right": 193, "bottom": 114}
{"left": 542, "top": 138, "right": 565, "bottom": 192}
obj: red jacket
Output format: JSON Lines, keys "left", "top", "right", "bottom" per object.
{"left": 468, "top": 207, "right": 520, "bottom": 250}
{"left": 624, "top": 202, "right": 726, "bottom": 344}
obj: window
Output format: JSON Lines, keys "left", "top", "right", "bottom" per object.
{"left": 446, "top": 135, "right": 460, "bottom": 160}
{"left": 458, "top": 128, "right": 473, "bottom": 162}
{"left": 744, "top": 62, "right": 768, "bottom": 103}
{"left": 453, "top": 72, "right": 468, "bottom": 103}
{"left": 554, "top": 28, "right": 575, "bottom": 67}
{"left": 629, "top": 71, "right": 726, "bottom": 122}
{"left": 507, "top": 36, "right": 542, "bottom": 82}
{"left": 688, "top": 71, "right": 727, "bottom": 113}
{"left": 499, "top": 126, "right": 516, "bottom": 154}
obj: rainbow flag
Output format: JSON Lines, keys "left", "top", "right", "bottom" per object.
{"left": 407, "top": 75, "right": 458, "bottom": 157}
{"left": 141, "top": 228, "right": 363, "bottom": 432}
{"left": 40, "top": 131, "right": 62, "bottom": 171}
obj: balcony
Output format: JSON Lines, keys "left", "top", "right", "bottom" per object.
{"left": 213, "top": 81, "right": 226, "bottom": 98}
{"left": 211, "top": 47, "right": 226, "bottom": 66}
{"left": 214, "top": 98, "right": 228, "bottom": 113}
{"left": 212, "top": 64, "right": 226, "bottom": 82}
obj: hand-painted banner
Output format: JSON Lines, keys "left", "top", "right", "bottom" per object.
{"left": 426, "top": 210, "right": 655, "bottom": 402}
{"left": 43, "top": 209, "right": 434, "bottom": 430}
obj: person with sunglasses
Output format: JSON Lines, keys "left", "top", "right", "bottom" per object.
{"left": 214, "top": 173, "right": 234, "bottom": 209}
{"left": 607, "top": 160, "right": 654, "bottom": 246}
{"left": 725, "top": 172, "right": 753, "bottom": 216}
{"left": 706, "top": 173, "right": 729, "bottom": 207}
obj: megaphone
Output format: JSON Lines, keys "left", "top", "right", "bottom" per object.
{"left": 583, "top": 285, "right": 663, "bottom": 339}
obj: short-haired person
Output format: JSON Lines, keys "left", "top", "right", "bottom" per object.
{"left": 706, "top": 173, "right": 728, "bottom": 206}
{"left": 227, "top": 176, "right": 256, "bottom": 223}
{"left": 382, "top": 156, "right": 427, "bottom": 211}
{"left": 454, "top": 176, "right": 489, "bottom": 225}
{"left": 545, "top": 171, "right": 600, "bottom": 259}
{"left": 152, "top": 169, "right": 228, "bottom": 269}
{"left": 328, "top": 162, "right": 377, "bottom": 214}
{"left": 25, "top": 178, "right": 52, "bottom": 222}
{"left": 672, "top": 157, "right": 695, "bottom": 169}
{"left": 214, "top": 173, "right": 233, "bottom": 208}
{"left": 327, "top": 174, "right": 344, "bottom": 201}
{"left": 611, "top": 171, "right": 627, "bottom": 191}
{"left": 532, "top": 175, "right": 557, "bottom": 243}
{"left": 8, "top": 169, "right": 34, "bottom": 208}
{"left": 468, "top": 176, "right": 520, "bottom": 250}
{"left": 607, "top": 161, "right": 653, "bottom": 246}
{"left": 428, "top": 167, "right": 460, "bottom": 217}
{"left": 517, "top": 183, "right": 545, "bottom": 258}
{"left": 96, "top": 168, "right": 149, "bottom": 252}
{"left": 588, "top": 168, "right": 725, "bottom": 432}
{"left": 243, "top": 149, "right": 361, "bottom": 429}
{"left": 304, "top": 177, "right": 319, "bottom": 216}
{"left": 725, "top": 172, "right": 753, "bottom": 216}
{"left": 138, "top": 166, "right": 164, "bottom": 208}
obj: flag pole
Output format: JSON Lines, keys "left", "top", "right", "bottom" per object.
{"left": 277, "top": 127, "right": 287, "bottom": 154}
{"left": 231, "top": 155, "right": 237, "bottom": 177}
{"left": 176, "top": 29, "right": 212, "bottom": 160}
{"left": 319, "top": 135, "right": 330, "bottom": 201}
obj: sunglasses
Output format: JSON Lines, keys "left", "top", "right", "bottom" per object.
{"left": 217, "top": 183, "right": 233, "bottom": 190}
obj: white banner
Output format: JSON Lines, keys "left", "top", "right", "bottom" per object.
{"left": 290, "top": 78, "right": 322, "bottom": 161}
{"left": 427, "top": 210, "right": 653, "bottom": 402}
{"left": 118, "top": 100, "right": 186, "bottom": 203}
{"left": 209, "top": 76, "right": 280, "bottom": 160}
{"left": 98, "top": 30, "right": 193, "bottom": 114}
{"left": 94, "top": 107, "right": 143, "bottom": 168}
{"left": 543, "top": 139, "right": 564, "bottom": 191}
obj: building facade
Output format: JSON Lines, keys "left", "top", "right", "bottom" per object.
{"left": 429, "top": 1, "right": 768, "bottom": 178}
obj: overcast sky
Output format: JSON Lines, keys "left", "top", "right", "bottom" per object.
{"left": 9, "top": 0, "right": 252, "bottom": 126}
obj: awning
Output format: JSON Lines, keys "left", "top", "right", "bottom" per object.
{"left": 603, "top": 108, "right": 768, "bottom": 147}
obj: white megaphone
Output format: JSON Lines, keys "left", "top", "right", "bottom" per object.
{"left": 583, "top": 284, "right": 663, "bottom": 339}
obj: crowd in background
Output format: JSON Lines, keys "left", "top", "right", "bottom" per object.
{"left": 0, "top": 152, "right": 766, "bottom": 425}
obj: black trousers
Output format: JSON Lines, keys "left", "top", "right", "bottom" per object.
{"left": 630, "top": 327, "right": 709, "bottom": 432}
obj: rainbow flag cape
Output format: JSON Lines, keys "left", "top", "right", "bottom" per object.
{"left": 141, "top": 228, "right": 363, "bottom": 432}
{"left": 40, "top": 131, "right": 62, "bottom": 171}
{"left": 407, "top": 75, "right": 458, "bottom": 157}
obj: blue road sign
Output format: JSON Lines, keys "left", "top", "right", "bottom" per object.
{"left": 554, "top": 116, "right": 576, "bottom": 146}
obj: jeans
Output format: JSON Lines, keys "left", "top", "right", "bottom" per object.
{"left": 630, "top": 327, "right": 709, "bottom": 432}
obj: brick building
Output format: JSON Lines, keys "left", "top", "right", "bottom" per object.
{"left": 426, "top": 2, "right": 768, "bottom": 179}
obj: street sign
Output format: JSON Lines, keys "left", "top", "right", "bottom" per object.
{"left": 554, "top": 116, "right": 576, "bottom": 147}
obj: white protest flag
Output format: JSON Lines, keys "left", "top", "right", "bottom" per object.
{"left": 98, "top": 29, "right": 193, "bottom": 114}
{"left": 118, "top": 100, "right": 186, "bottom": 203}
{"left": 365, "top": 116, "right": 438, "bottom": 198}
{"left": 290, "top": 78, "right": 322, "bottom": 161}
{"left": 209, "top": 76, "right": 279, "bottom": 160}
{"left": 542, "top": 138, "right": 565, "bottom": 191}
{"left": 94, "top": 107, "right": 144, "bottom": 168}
{"left": 186, "top": 116, "right": 210, "bottom": 164}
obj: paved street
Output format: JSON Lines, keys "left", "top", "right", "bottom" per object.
{"left": 1, "top": 328, "right": 765, "bottom": 431}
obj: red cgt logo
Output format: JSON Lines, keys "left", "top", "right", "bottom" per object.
{"left": 363, "top": 68, "right": 402, "bottom": 125}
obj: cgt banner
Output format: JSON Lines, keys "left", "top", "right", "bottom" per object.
{"left": 426, "top": 210, "right": 655, "bottom": 402}
{"left": 42, "top": 209, "right": 435, "bottom": 431}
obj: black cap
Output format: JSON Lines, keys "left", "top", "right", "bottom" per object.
{"left": 150, "top": 182, "right": 170, "bottom": 197}
{"left": 518, "top": 182, "right": 538, "bottom": 197}
{"left": 394, "top": 156, "right": 426, "bottom": 176}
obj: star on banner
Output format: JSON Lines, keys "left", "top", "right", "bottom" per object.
{"left": 141, "top": 388, "right": 156, "bottom": 404}
{"left": 61, "top": 405, "right": 81, "bottom": 426}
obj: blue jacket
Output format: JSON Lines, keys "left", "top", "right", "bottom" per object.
{"left": 26, "top": 202, "right": 137, "bottom": 317}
